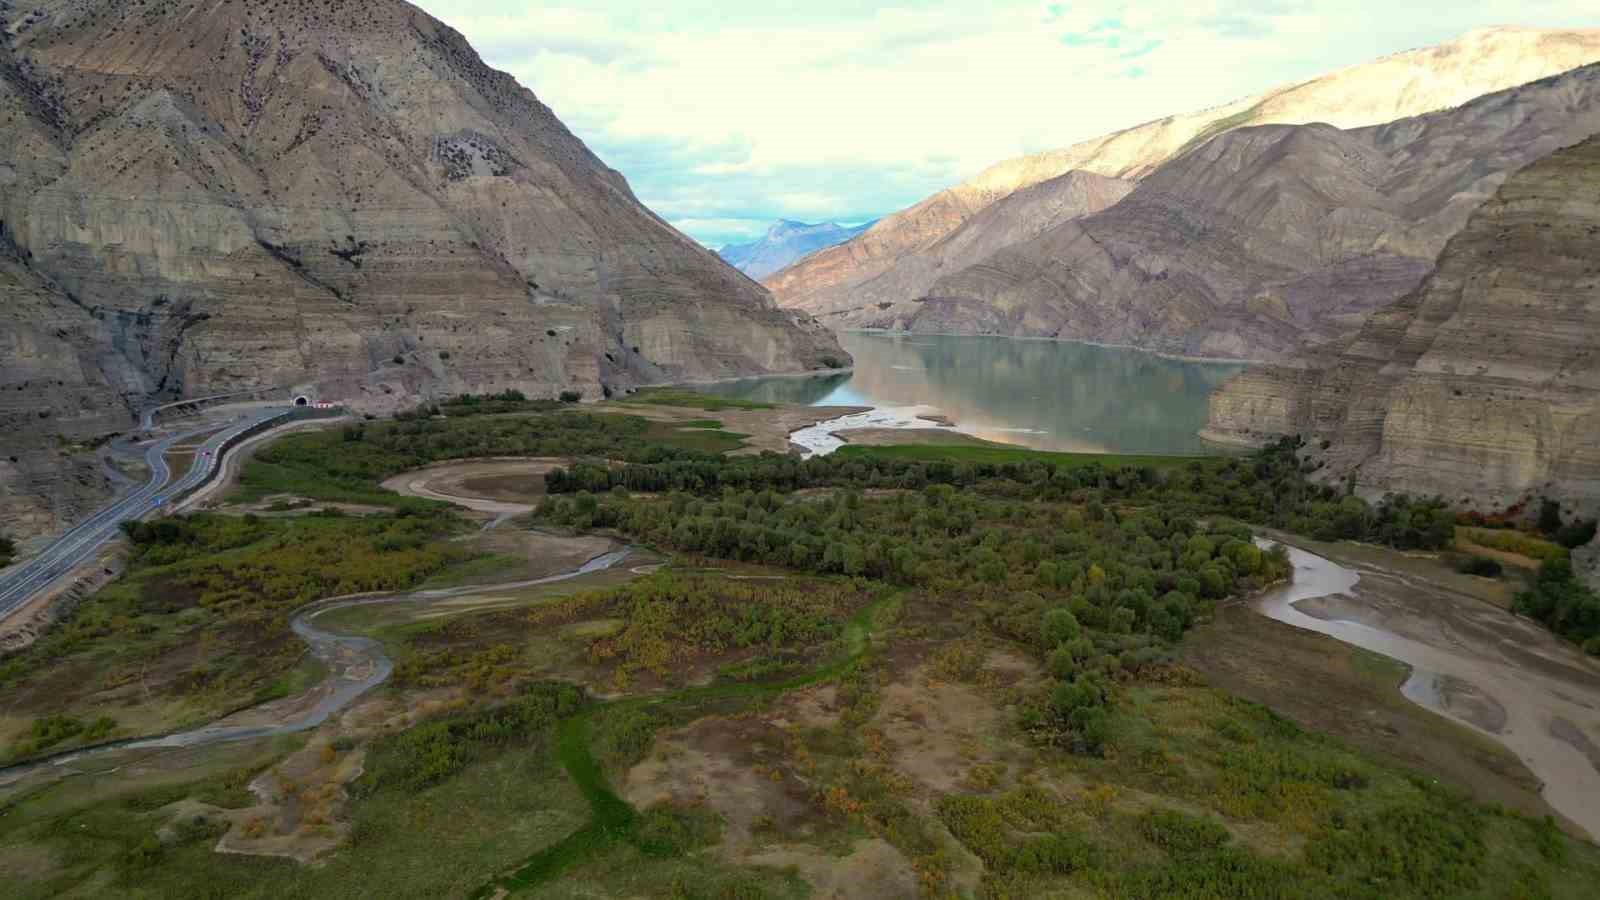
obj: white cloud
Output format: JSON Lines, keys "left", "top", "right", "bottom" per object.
{"left": 414, "top": 1, "right": 1600, "bottom": 243}
{"left": 669, "top": 218, "right": 772, "bottom": 246}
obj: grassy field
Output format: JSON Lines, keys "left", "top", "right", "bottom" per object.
{"left": 614, "top": 389, "right": 774, "bottom": 412}
{"left": 164, "top": 451, "right": 197, "bottom": 481}
{"left": 638, "top": 420, "right": 748, "bottom": 454}
{"left": 1457, "top": 526, "right": 1569, "bottom": 563}
{"left": 835, "top": 441, "right": 1221, "bottom": 468}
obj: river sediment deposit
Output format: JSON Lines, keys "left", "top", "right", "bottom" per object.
{"left": 1254, "top": 539, "right": 1600, "bottom": 840}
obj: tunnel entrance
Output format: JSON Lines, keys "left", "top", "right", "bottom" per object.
{"left": 293, "top": 395, "right": 310, "bottom": 407}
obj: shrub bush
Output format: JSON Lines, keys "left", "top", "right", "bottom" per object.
{"left": 1452, "top": 555, "right": 1503, "bottom": 578}
{"left": 1556, "top": 519, "right": 1598, "bottom": 549}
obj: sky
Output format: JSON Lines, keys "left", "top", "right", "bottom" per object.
{"left": 413, "top": 1, "right": 1599, "bottom": 248}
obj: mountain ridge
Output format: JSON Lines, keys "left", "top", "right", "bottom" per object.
{"left": 1202, "top": 133, "right": 1600, "bottom": 512}
{"left": 797, "top": 62, "right": 1600, "bottom": 360}
{"left": 766, "top": 26, "right": 1600, "bottom": 327}
{"left": 718, "top": 219, "right": 874, "bottom": 280}
{"left": 0, "top": 0, "right": 845, "bottom": 536}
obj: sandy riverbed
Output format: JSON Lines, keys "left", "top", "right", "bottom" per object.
{"left": 1256, "top": 538, "right": 1600, "bottom": 840}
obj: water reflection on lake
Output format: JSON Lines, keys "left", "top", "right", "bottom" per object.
{"left": 702, "top": 332, "right": 1244, "bottom": 455}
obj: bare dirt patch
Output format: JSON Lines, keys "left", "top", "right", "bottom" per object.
{"left": 766, "top": 684, "right": 843, "bottom": 731}
{"left": 870, "top": 652, "right": 1041, "bottom": 802}
{"left": 745, "top": 839, "right": 920, "bottom": 900}
{"left": 623, "top": 716, "right": 822, "bottom": 846}
{"left": 621, "top": 709, "right": 921, "bottom": 899}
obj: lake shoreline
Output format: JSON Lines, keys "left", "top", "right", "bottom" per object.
{"left": 844, "top": 328, "right": 1260, "bottom": 366}
{"left": 705, "top": 331, "right": 1244, "bottom": 457}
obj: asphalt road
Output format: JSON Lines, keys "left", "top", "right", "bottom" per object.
{"left": 0, "top": 408, "right": 289, "bottom": 621}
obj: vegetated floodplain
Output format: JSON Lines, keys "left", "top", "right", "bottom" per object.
{"left": 4, "top": 403, "right": 1598, "bottom": 898}
{"left": 236, "top": 409, "right": 750, "bottom": 507}
{"left": 0, "top": 509, "right": 467, "bottom": 761}
{"left": 615, "top": 387, "right": 776, "bottom": 411}
{"left": 835, "top": 441, "right": 1220, "bottom": 469}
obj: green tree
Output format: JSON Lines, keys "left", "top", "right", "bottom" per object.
{"left": 1043, "top": 607, "right": 1082, "bottom": 645}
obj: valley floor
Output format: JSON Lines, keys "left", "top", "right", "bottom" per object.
{"left": 0, "top": 399, "right": 1596, "bottom": 898}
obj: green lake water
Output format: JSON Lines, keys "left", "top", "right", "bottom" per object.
{"left": 702, "top": 332, "right": 1244, "bottom": 455}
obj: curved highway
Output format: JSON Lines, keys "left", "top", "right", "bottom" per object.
{"left": 0, "top": 408, "right": 289, "bottom": 621}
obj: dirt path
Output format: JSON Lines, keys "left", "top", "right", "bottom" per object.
{"left": 380, "top": 458, "right": 578, "bottom": 529}
{"left": 1254, "top": 538, "right": 1600, "bottom": 841}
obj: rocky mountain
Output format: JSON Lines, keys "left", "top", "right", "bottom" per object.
{"left": 778, "top": 171, "right": 1134, "bottom": 326}
{"left": 1202, "top": 135, "right": 1600, "bottom": 512}
{"left": 0, "top": 0, "right": 845, "bottom": 538}
{"left": 719, "top": 220, "right": 873, "bottom": 280}
{"left": 830, "top": 64, "right": 1600, "bottom": 360}
{"left": 0, "top": 0, "right": 844, "bottom": 435}
{"left": 768, "top": 26, "right": 1600, "bottom": 325}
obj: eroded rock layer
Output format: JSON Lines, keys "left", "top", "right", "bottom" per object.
{"left": 814, "top": 65, "right": 1600, "bottom": 360}
{"left": 1202, "top": 135, "right": 1600, "bottom": 511}
{"left": 768, "top": 27, "right": 1600, "bottom": 354}
{"left": 0, "top": 0, "right": 843, "bottom": 436}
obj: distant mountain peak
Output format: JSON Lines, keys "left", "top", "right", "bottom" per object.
{"left": 720, "top": 219, "right": 876, "bottom": 280}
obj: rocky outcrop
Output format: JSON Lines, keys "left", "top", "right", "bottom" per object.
{"left": 1202, "top": 135, "right": 1600, "bottom": 512}
{"left": 769, "top": 27, "right": 1600, "bottom": 329}
{"left": 841, "top": 65, "right": 1600, "bottom": 359}
{"left": 0, "top": 0, "right": 845, "bottom": 430}
{"left": 719, "top": 220, "right": 874, "bottom": 280}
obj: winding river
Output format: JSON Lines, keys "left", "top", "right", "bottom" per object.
{"left": 0, "top": 548, "right": 634, "bottom": 786}
{"left": 1257, "top": 540, "right": 1600, "bottom": 840}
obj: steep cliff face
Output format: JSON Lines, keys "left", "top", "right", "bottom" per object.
{"left": 1202, "top": 135, "right": 1600, "bottom": 511}
{"left": 719, "top": 220, "right": 874, "bottom": 280}
{"left": 0, "top": 0, "right": 844, "bottom": 435}
{"left": 769, "top": 26, "right": 1600, "bottom": 329}
{"left": 850, "top": 65, "right": 1600, "bottom": 359}
{"left": 0, "top": 234, "right": 125, "bottom": 539}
